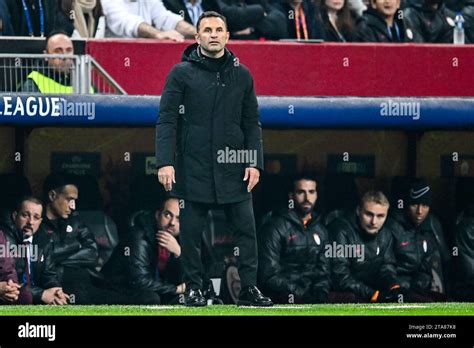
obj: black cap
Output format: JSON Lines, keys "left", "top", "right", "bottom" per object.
{"left": 407, "top": 178, "right": 432, "bottom": 206}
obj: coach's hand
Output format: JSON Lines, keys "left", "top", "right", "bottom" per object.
{"left": 157, "top": 166, "right": 175, "bottom": 192}
{"left": 244, "top": 167, "right": 260, "bottom": 192}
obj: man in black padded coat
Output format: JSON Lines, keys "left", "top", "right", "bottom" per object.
{"left": 156, "top": 11, "right": 272, "bottom": 307}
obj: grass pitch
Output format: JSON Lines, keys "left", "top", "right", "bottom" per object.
{"left": 0, "top": 302, "right": 473, "bottom": 316}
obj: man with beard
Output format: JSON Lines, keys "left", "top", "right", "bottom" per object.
{"left": 328, "top": 191, "right": 402, "bottom": 303}
{"left": 258, "top": 173, "right": 330, "bottom": 304}
{"left": 156, "top": 11, "right": 272, "bottom": 307}
{"left": 403, "top": 0, "right": 455, "bottom": 43}
{"left": 129, "top": 197, "right": 186, "bottom": 304}
{"left": 1, "top": 197, "right": 68, "bottom": 305}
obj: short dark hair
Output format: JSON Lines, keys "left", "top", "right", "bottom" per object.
{"left": 15, "top": 196, "right": 43, "bottom": 213}
{"left": 196, "top": 11, "right": 228, "bottom": 32}
{"left": 43, "top": 172, "right": 77, "bottom": 202}
{"left": 156, "top": 196, "right": 178, "bottom": 213}
{"left": 291, "top": 172, "right": 318, "bottom": 191}
{"left": 45, "top": 30, "right": 71, "bottom": 50}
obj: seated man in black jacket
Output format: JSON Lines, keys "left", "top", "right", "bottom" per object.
{"left": 453, "top": 202, "right": 474, "bottom": 300}
{"left": 356, "top": 0, "right": 407, "bottom": 42}
{"left": 258, "top": 173, "right": 330, "bottom": 304}
{"left": 42, "top": 172, "right": 131, "bottom": 304}
{"left": 2, "top": 196, "right": 68, "bottom": 305}
{"left": 390, "top": 178, "right": 449, "bottom": 302}
{"left": 403, "top": 0, "right": 455, "bottom": 43}
{"left": 328, "top": 191, "right": 402, "bottom": 303}
{"left": 129, "top": 197, "right": 185, "bottom": 304}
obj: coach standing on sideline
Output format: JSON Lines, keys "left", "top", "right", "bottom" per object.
{"left": 156, "top": 11, "right": 272, "bottom": 307}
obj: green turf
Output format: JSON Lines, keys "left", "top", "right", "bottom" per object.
{"left": 0, "top": 303, "right": 474, "bottom": 316}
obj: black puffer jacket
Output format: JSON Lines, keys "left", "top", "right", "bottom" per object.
{"left": 258, "top": 210, "right": 330, "bottom": 303}
{"left": 1, "top": 219, "right": 61, "bottom": 304}
{"left": 389, "top": 210, "right": 449, "bottom": 292}
{"left": 356, "top": 7, "right": 407, "bottom": 42}
{"left": 403, "top": 2, "right": 455, "bottom": 43}
{"left": 42, "top": 213, "right": 98, "bottom": 282}
{"left": 327, "top": 212, "right": 398, "bottom": 301}
{"left": 454, "top": 205, "right": 474, "bottom": 289}
{"left": 129, "top": 210, "right": 182, "bottom": 296}
{"left": 156, "top": 43, "right": 263, "bottom": 204}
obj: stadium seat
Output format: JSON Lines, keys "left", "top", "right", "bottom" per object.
{"left": 0, "top": 173, "right": 32, "bottom": 212}
{"left": 70, "top": 174, "right": 119, "bottom": 272}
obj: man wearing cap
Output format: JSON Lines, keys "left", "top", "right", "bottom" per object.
{"left": 389, "top": 177, "right": 450, "bottom": 302}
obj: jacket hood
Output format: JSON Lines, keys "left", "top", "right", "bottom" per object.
{"left": 181, "top": 43, "right": 237, "bottom": 71}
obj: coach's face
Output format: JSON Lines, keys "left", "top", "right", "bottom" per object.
{"left": 195, "top": 17, "right": 229, "bottom": 58}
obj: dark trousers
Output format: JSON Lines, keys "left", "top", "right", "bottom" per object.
{"left": 181, "top": 199, "right": 258, "bottom": 290}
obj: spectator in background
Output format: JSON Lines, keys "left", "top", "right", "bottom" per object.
{"left": 163, "top": 0, "right": 221, "bottom": 27}
{"left": 1, "top": 197, "right": 69, "bottom": 305}
{"left": 219, "top": 0, "right": 287, "bottom": 40}
{"left": 356, "top": 0, "right": 407, "bottom": 42}
{"left": 4, "top": 0, "right": 73, "bottom": 37}
{"left": 316, "top": 0, "right": 359, "bottom": 41}
{"left": 129, "top": 197, "right": 185, "bottom": 304}
{"left": 348, "top": 0, "right": 368, "bottom": 15}
{"left": 328, "top": 191, "right": 403, "bottom": 303}
{"left": 258, "top": 173, "right": 331, "bottom": 304}
{"left": 19, "top": 31, "right": 87, "bottom": 94}
{"left": 59, "top": 0, "right": 105, "bottom": 38}
{"left": 274, "top": 0, "right": 323, "bottom": 40}
{"left": 462, "top": 0, "right": 474, "bottom": 43}
{"left": 100, "top": 0, "right": 196, "bottom": 42}
{"left": 403, "top": 0, "right": 455, "bottom": 43}
{"left": 389, "top": 178, "right": 450, "bottom": 302}
{"left": 0, "top": 0, "right": 14, "bottom": 36}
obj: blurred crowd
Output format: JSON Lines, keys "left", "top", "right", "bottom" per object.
{"left": 0, "top": 0, "right": 472, "bottom": 43}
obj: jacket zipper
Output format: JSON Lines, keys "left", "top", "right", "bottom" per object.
{"left": 216, "top": 72, "right": 221, "bottom": 86}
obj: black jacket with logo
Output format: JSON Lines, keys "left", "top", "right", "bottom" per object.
{"left": 129, "top": 210, "right": 182, "bottom": 296}
{"left": 156, "top": 43, "right": 263, "bottom": 204}
{"left": 42, "top": 213, "right": 98, "bottom": 282}
{"left": 258, "top": 210, "right": 330, "bottom": 303}
{"left": 403, "top": 2, "right": 455, "bottom": 43}
{"left": 389, "top": 210, "right": 449, "bottom": 292}
{"left": 327, "top": 212, "right": 398, "bottom": 301}
{"left": 0, "top": 219, "right": 61, "bottom": 304}
{"left": 356, "top": 7, "right": 407, "bottom": 42}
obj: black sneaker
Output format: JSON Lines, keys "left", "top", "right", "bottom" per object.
{"left": 237, "top": 286, "right": 273, "bottom": 307}
{"left": 184, "top": 288, "right": 207, "bottom": 307}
